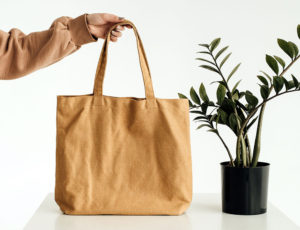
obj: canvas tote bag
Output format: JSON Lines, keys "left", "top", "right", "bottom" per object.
{"left": 55, "top": 20, "right": 193, "bottom": 215}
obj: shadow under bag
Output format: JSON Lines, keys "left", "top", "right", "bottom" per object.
{"left": 55, "top": 20, "right": 193, "bottom": 215}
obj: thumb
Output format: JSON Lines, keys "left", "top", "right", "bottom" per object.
{"left": 102, "top": 13, "right": 125, "bottom": 23}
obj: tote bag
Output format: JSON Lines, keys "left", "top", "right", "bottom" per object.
{"left": 55, "top": 20, "right": 193, "bottom": 215}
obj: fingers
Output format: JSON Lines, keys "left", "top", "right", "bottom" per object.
{"left": 110, "top": 25, "right": 126, "bottom": 42}
{"left": 102, "top": 13, "right": 125, "bottom": 23}
{"left": 110, "top": 31, "right": 121, "bottom": 42}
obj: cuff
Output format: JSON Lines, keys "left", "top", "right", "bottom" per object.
{"left": 68, "top": 14, "right": 98, "bottom": 46}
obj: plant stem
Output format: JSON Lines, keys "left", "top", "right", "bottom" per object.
{"left": 236, "top": 88, "right": 300, "bottom": 165}
{"left": 209, "top": 51, "right": 248, "bottom": 167}
{"left": 252, "top": 105, "right": 265, "bottom": 167}
{"left": 210, "top": 121, "right": 235, "bottom": 166}
{"left": 251, "top": 54, "right": 300, "bottom": 166}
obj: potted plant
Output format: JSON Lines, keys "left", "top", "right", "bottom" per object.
{"left": 178, "top": 25, "right": 300, "bottom": 215}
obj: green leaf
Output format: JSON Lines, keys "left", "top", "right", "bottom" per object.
{"left": 227, "top": 63, "right": 241, "bottom": 82}
{"left": 297, "top": 25, "right": 300, "bottom": 39}
{"left": 232, "top": 92, "right": 239, "bottom": 101}
{"left": 273, "top": 76, "right": 284, "bottom": 94}
{"left": 260, "top": 71, "right": 273, "bottom": 84}
{"left": 215, "top": 46, "right": 229, "bottom": 60}
{"left": 193, "top": 116, "right": 207, "bottom": 121}
{"left": 266, "top": 55, "right": 279, "bottom": 74}
{"left": 195, "top": 58, "right": 215, "bottom": 66}
{"left": 260, "top": 85, "right": 270, "bottom": 99}
{"left": 257, "top": 75, "right": 269, "bottom": 86}
{"left": 232, "top": 80, "right": 242, "bottom": 93}
{"left": 220, "top": 53, "right": 232, "bottom": 68}
{"left": 199, "top": 83, "right": 209, "bottom": 102}
{"left": 216, "top": 84, "right": 226, "bottom": 105}
{"left": 199, "top": 65, "right": 219, "bottom": 73}
{"left": 210, "top": 38, "right": 221, "bottom": 52}
{"left": 283, "top": 78, "right": 292, "bottom": 90}
{"left": 198, "top": 44, "right": 209, "bottom": 48}
{"left": 207, "top": 129, "right": 218, "bottom": 134}
{"left": 228, "top": 113, "right": 237, "bottom": 131}
{"left": 288, "top": 80, "right": 295, "bottom": 89}
{"left": 245, "top": 92, "right": 258, "bottom": 107}
{"left": 277, "top": 39, "right": 294, "bottom": 59}
{"left": 178, "top": 93, "right": 187, "bottom": 99}
{"left": 274, "top": 56, "right": 285, "bottom": 68}
{"left": 210, "top": 81, "right": 227, "bottom": 87}
{"left": 292, "top": 74, "right": 299, "bottom": 88}
{"left": 190, "top": 110, "right": 204, "bottom": 114}
{"left": 289, "top": 41, "right": 299, "bottom": 58}
{"left": 197, "top": 51, "right": 211, "bottom": 55}
{"left": 196, "top": 124, "right": 211, "bottom": 130}
{"left": 190, "top": 87, "right": 201, "bottom": 105}
{"left": 218, "top": 109, "right": 228, "bottom": 123}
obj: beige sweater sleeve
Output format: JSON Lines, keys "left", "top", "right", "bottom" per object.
{"left": 0, "top": 14, "right": 97, "bottom": 80}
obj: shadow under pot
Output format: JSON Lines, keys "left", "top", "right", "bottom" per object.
{"left": 220, "top": 161, "right": 270, "bottom": 215}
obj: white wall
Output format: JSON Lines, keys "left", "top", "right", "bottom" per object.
{"left": 0, "top": 0, "right": 300, "bottom": 229}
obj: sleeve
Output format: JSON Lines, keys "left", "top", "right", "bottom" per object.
{"left": 0, "top": 13, "right": 97, "bottom": 80}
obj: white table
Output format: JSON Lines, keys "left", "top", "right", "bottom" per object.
{"left": 24, "top": 193, "right": 299, "bottom": 230}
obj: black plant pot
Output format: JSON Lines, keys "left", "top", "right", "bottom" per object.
{"left": 220, "top": 161, "right": 270, "bottom": 215}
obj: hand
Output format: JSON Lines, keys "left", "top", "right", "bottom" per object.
{"left": 86, "top": 13, "right": 131, "bottom": 42}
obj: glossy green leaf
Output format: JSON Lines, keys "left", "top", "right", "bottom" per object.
{"left": 257, "top": 75, "right": 269, "bottom": 86}
{"left": 209, "top": 114, "right": 217, "bottom": 122}
{"left": 245, "top": 92, "right": 259, "bottom": 107}
{"left": 229, "top": 113, "right": 237, "bottom": 131}
{"left": 266, "top": 55, "right": 279, "bottom": 74}
{"left": 273, "top": 76, "right": 284, "bottom": 94}
{"left": 197, "top": 51, "right": 211, "bottom": 55}
{"left": 220, "top": 53, "right": 232, "bottom": 68}
{"left": 199, "top": 83, "right": 209, "bottom": 102}
{"left": 178, "top": 93, "right": 187, "bottom": 99}
{"left": 193, "top": 116, "right": 207, "bottom": 121}
{"left": 292, "top": 74, "right": 299, "bottom": 88}
{"left": 260, "top": 84, "right": 270, "bottom": 99}
{"left": 227, "top": 63, "right": 241, "bottom": 82}
{"left": 217, "top": 84, "right": 226, "bottom": 105}
{"left": 190, "top": 87, "right": 201, "bottom": 105}
{"left": 190, "top": 110, "right": 204, "bottom": 115}
{"left": 260, "top": 71, "right": 273, "bottom": 84}
{"left": 207, "top": 129, "right": 218, "bottom": 134}
{"left": 297, "top": 25, "right": 300, "bottom": 39}
{"left": 195, "top": 58, "right": 215, "bottom": 66}
{"left": 198, "top": 44, "right": 209, "bottom": 48}
{"left": 210, "top": 38, "right": 221, "bottom": 52}
{"left": 218, "top": 109, "right": 228, "bottom": 123}
{"left": 201, "top": 103, "right": 208, "bottom": 114}
{"left": 277, "top": 39, "right": 294, "bottom": 59}
{"left": 199, "top": 65, "right": 219, "bottom": 73}
{"left": 210, "top": 81, "right": 227, "bottom": 87}
{"left": 232, "top": 92, "right": 239, "bottom": 101}
{"left": 215, "top": 46, "right": 229, "bottom": 60}
{"left": 196, "top": 124, "right": 211, "bottom": 130}
{"left": 283, "top": 78, "right": 291, "bottom": 90}
{"left": 232, "top": 80, "right": 242, "bottom": 93}
{"left": 274, "top": 56, "right": 285, "bottom": 68}
{"left": 289, "top": 41, "right": 299, "bottom": 58}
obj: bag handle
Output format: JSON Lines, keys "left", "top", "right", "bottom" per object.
{"left": 93, "top": 20, "right": 156, "bottom": 103}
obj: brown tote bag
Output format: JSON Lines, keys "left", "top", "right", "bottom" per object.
{"left": 55, "top": 20, "right": 193, "bottom": 215}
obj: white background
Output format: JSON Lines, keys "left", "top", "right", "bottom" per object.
{"left": 0, "top": 0, "right": 300, "bottom": 229}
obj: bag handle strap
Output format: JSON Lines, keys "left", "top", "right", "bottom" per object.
{"left": 93, "top": 20, "right": 155, "bottom": 101}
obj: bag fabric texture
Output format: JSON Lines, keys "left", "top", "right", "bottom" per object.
{"left": 55, "top": 20, "right": 193, "bottom": 215}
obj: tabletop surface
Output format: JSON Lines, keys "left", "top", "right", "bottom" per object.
{"left": 24, "top": 193, "right": 299, "bottom": 230}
